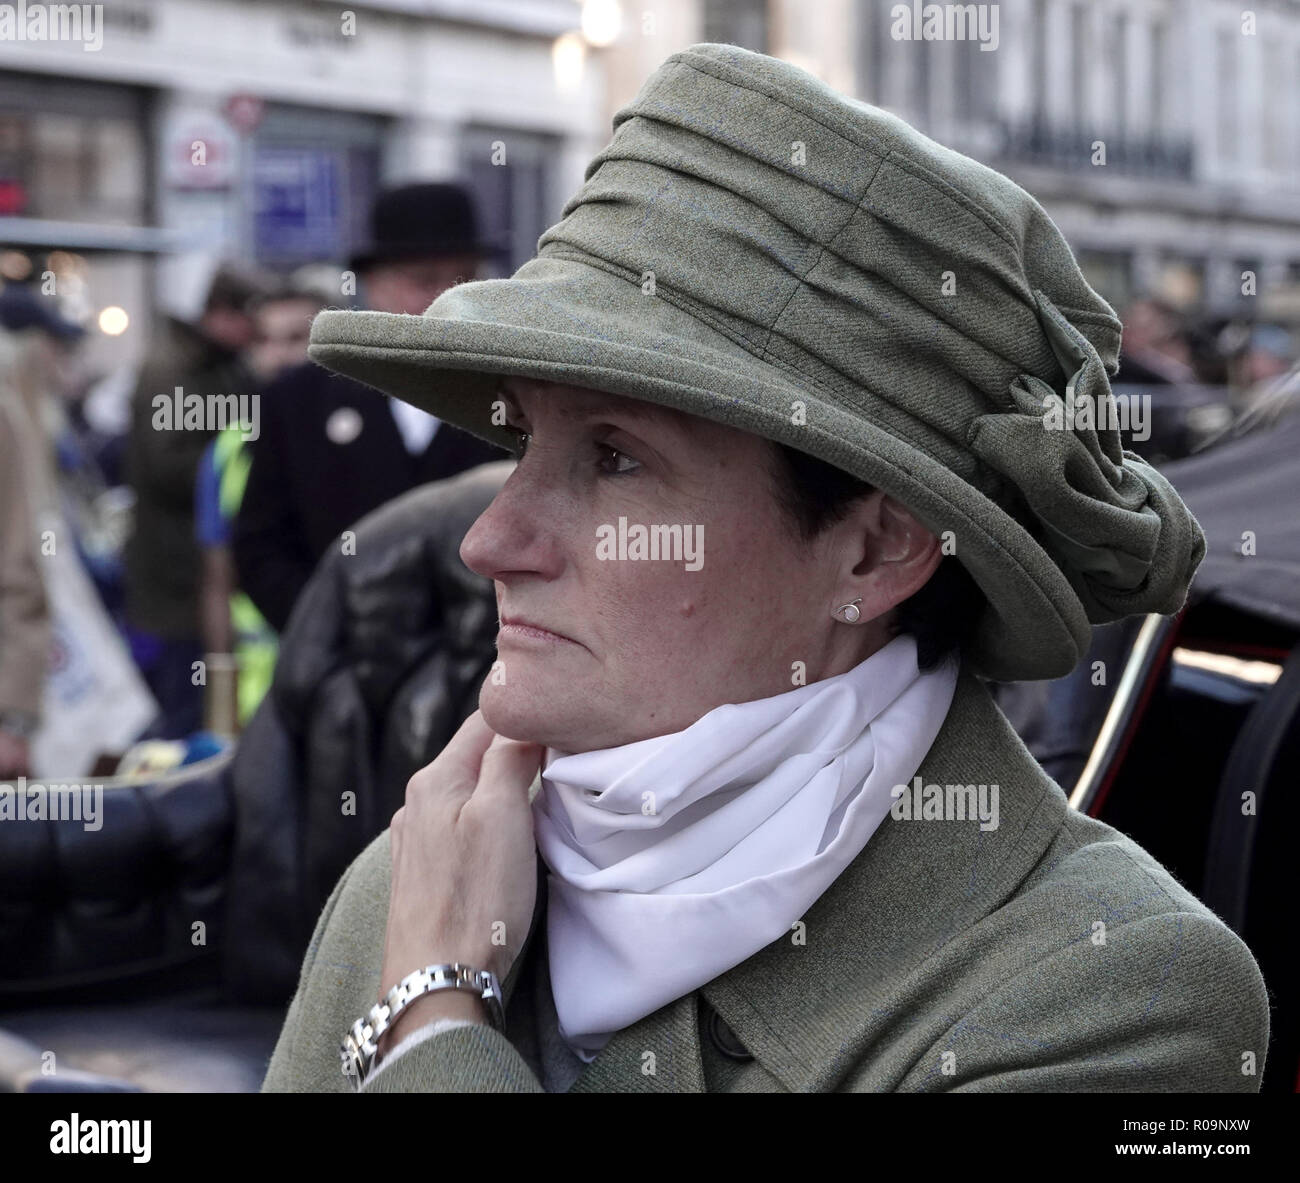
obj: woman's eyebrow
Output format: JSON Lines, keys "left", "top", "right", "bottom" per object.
{"left": 579, "top": 400, "right": 677, "bottom": 425}
{"left": 497, "top": 385, "right": 686, "bottom": 435}
{"left": 578, "top": 408, "right": 691, "bottom": 456}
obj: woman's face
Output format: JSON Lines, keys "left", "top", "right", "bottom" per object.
{"left": 459, "top": 377, "right": 932, "bottom": 752}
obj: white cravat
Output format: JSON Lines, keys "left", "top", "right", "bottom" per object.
{"left": 388, "top": 397, "right": 441, "bottom": 454}
{"left": 533, "top": 633, "right": 959, "bottom": 1061}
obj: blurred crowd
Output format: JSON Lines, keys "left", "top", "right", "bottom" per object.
{"left": 0, "top": 178, "right": 1296, "bottom": 781}
{"left": 1115, "top": 296, "right": 1295, "bottom": 391}
{"left": 0, "top": 180, "right": 506, "bottom": 781}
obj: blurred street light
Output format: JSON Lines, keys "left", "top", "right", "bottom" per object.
{"left": 552, "top": 30, "right": 587, "bottom": 94}
{"left": 98, "top": 306, "right": 129, "bottom": 336}
{"left": 581, "top": 0, "right": 622, "bottom": 47}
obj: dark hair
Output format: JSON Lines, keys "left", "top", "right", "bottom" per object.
{"left": 248, "top": 281, "right": 327, "bottom": 316}
{"left": 203, "top": 262, "right": 277, "bottom": 315}
{"left": 764, "top": 441, "right": 986, "bottom": 670}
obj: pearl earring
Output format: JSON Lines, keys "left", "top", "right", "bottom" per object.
{"left": 834, "top": 597, "right": 863, "bottom": 624}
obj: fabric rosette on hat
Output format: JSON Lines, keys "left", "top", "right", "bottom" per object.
{"left": 308, "top": 42, "right": 1205, "bottom": 681}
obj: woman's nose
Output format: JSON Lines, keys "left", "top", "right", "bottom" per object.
{"left": 459, "top": 466, "right": 555, "bottom": 581}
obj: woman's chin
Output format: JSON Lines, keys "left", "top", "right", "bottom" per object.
{"left": 478, "top": 679, "right": 574, "bottom": 747}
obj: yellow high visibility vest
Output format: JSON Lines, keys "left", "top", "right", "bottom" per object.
{"left": 214, "top": 426, "right": 277, "bottom": 725}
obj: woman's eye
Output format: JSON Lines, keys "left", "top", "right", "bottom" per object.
{"left": 507, "top": 427, "right": 530, "bottom": 458}
{"left": 598, "top": 444, "right": 640, "bottom": 475}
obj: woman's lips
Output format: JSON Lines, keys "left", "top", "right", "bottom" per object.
{"left": 498, "top": 616, "right": 578, "bottom": 646}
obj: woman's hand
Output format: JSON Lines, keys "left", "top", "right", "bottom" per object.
{"left": 377, "top": 711, "right": 543, "bottom": 1053}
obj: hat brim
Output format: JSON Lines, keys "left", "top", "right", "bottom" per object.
{"left": 308, "top": 254, "right": 1091, "bottom": 681}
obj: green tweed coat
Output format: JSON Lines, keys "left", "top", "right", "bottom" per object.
{"left": 261, "top": 667, "right": 1270, "bottom": 1092}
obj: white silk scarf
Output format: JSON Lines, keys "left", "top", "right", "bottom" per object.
{"left": 532, "top": 634, "right": 960, "bottom": 1061}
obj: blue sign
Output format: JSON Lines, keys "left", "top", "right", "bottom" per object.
{"left": 252, "top": 146, "right": 343, "bottom": 263}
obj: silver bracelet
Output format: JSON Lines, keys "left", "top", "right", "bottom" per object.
{"left": 341, "top": 962, "right": 504, "bottom": 1089}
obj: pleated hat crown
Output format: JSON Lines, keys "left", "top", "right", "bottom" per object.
{"left": 309, "top": 43, "right": 1206, "bottom": 681}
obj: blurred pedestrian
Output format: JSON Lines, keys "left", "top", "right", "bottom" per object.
{"left": 0, "top": 282, "right": 86, "bottom": 776}
{"left": 0, "top": 283, "right": 154, "bottom": 776}
{"left": 123, "top": 262, "right": 273, "bottom": 739}
{"left": 0, "top": 319, "right": 54, "bottom": 778}
{"left": 1241, "top": 324, "right": 1295, "bottom": 387}
{"left": 245, "top": 281, "right": 324, "bottom": 388}
{"left": 232, "top": 182, "right": 508, "bottom": 633}
{"left": 1116, "top": 297, "right": 1197, "bottom": 385}
{"left": 195, "top": 281, "right": 325, "bottom": 729}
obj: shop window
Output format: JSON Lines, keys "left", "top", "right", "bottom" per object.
{"left": 459, "top": 127, "right": 560, "bottom": 277}
{"left": 0, "top": 76, "right": 145, "bottom": 224}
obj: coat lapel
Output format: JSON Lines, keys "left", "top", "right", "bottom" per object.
{"left": 566, "top": 992, "right": 707, "bottom": 1092}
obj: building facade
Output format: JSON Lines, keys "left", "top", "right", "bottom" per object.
{"left": 634, "top": 0, "right": 1300, "bottom": 318}
{"left": 0, "top": 0, "right": 608, "bottom": 371}
{"left": 5, "top": 0, "right": 1299, "bottom": 375}
{"left": 855, "top": 0, "right": 1300, "bottom": 316}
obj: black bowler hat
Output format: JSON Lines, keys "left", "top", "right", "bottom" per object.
{"left": 348, "top": 181, "right": 500, "bottom": 274}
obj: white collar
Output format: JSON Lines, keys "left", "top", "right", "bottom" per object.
{"left": 533, "top": 634, "right": 959, "bottom": 1059}
{"left": 388, "top": 398, "right": 440, "bottom": 454}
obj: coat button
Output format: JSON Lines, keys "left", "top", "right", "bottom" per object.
{"left": 326, "top": 407, "right": 363, "bottom": 444}
{"left": 708, "top": 1007, "right": 754, "bottom": 1062}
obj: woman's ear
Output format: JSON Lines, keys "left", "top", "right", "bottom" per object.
{"left": 840, "top": 492, "right": 943, "bottom": 615}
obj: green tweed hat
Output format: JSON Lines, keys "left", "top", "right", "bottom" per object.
{"left": 309, "top": 43, "right": 1205, "bottom": 683}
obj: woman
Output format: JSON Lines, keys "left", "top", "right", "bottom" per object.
{"left": 0, "top": 323, "right": 54, "bottom": 778}
{"left": 262, "top": 44, "right": 1268, "bottom": 1092}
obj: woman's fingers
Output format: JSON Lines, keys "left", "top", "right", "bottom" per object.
{"left": 441, "top": 710, "right": 498, "bottom": 777}
{"left": 402, "top": 710, "right": 496, "bottom": 812}
{"left": 476, "top": 733, "right": 545, "bottom": 806}
{"left": 381, "top": 710, "right": 543, "bottom": 994}
{"left": 398, "top": 711, "right": 541, "bottom": 824}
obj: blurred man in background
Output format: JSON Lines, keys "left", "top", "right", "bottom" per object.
{"left": 195, "top": 280, "right": 325, "bottom": 730}
{"left": 123, "top": 263, "right": 273, "bottom": 739}
{"left": 244, "top": 281, "right": 325, "bottom": 388}
{"left": 232, "top": 182, "right": 507, "bottom": 633}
